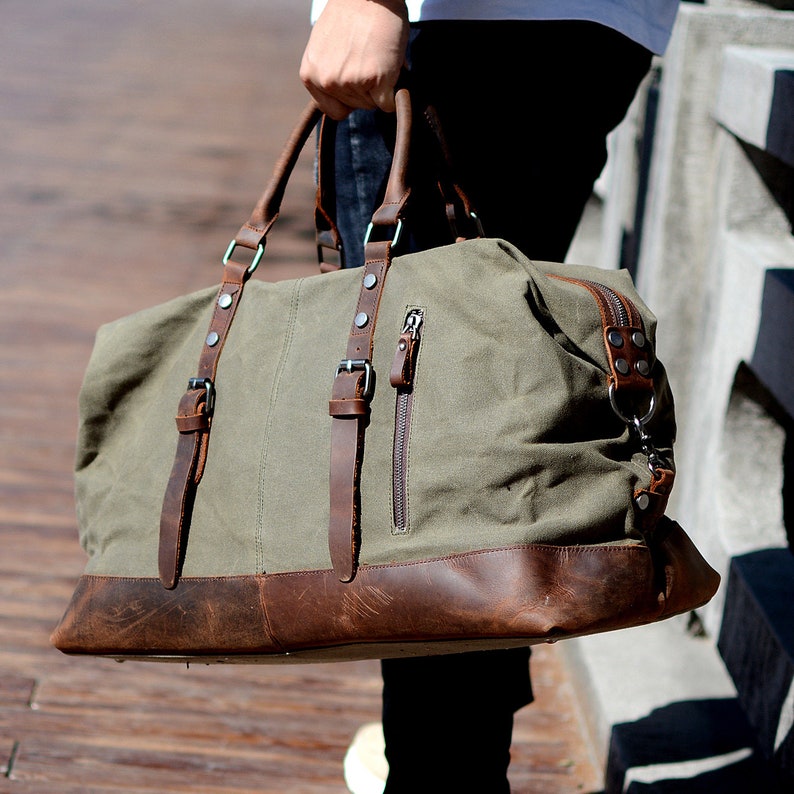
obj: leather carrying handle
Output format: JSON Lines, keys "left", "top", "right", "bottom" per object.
{"left": 315, "top": 114, "right": 345, "bottom": 270}
{"left": 235, "top": 101, "right": 319, "bottom": 249}
{"left": 232, "top": 93, "right": 415, "bottom": 272}
{"left": 235, "top": 83, "right": 476, "bottom": 271}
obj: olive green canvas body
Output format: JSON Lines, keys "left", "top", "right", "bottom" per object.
{"left": 73, "top": 238, "right": 675, "bottom": 581}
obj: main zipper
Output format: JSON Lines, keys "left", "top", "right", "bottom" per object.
{"left": 576, "top": 278, "right": 632, "bottom": 327}
{"left": 551, "top": 275, "right": 666, "bottom": 476}
{"left": 390, "top": 308, "right": 424, "bottom": 534}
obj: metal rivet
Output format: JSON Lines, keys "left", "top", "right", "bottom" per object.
{"left": 354, "top": 312, "right": 369, "bottom": 329}
{"left": 635, "top": 493, "right": 650, "bottom": 511}
{"left": 615, "top": 358, "right": 630, "bottom": 375}
{"left": 206, "top": 331, "right": 220, "bottom": 347}
{"left": 218, "top": 293, "right": 233, "bottom": 309}
{"left": 632, "top": 331, "right": 646, "bottom": 348}
{"left": 636, "top": 359, "right": 650, "bottom": 377}
{"left": 607, "top": 330, "right": 624, "bottom": 348}
{"left": 363, "top": 273, "right": 378, "bottom": 290}
{"left": 398, "top": 341, "right": 407, "bottom": 351}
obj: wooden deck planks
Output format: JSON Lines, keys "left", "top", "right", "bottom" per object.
{"left": 3, "top": 662, "right": 382, "bottom": 793}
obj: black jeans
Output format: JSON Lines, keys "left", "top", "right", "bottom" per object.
{"left": 333, "top": 20, "right": 652, "bottom": 792}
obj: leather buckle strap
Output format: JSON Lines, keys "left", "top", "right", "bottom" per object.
{"left": 327, "top": 238, "right": 397, "bottom": 583}
{"left": 326, "top": 87, "right": 413, "bottom": 584}
{"left": 158, "top": 261, "right": 247, "bottom": 590}
{"left": 328, "top": 368, "right": 371, "bottom": 583}
{"left": 159, "top": 386, "right": 212, "bottom": 589}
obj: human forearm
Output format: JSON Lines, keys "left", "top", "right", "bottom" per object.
{"left": 300, "top": 0, "right": 409, "bottom": 119}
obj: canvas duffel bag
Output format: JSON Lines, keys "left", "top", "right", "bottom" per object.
{"left": 51, "top": 90, "right": 719, "bottom": 663}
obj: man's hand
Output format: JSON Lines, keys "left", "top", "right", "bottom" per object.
{"left": 300, "top": 0, "right": 409, "bottom": 119}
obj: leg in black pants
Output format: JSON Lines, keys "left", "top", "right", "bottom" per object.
{"left": 381, "top": 649, "right": 532, "bottom": 793}
{"left": 334, "top": 21, "right": 653, "bottom": 792}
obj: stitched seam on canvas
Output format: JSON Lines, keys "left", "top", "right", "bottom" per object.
{"left": 255, "top": 279, "right": 303, "bottom": 573}
{"left": 265, "top": 542, "right": 650, "bottom": 578}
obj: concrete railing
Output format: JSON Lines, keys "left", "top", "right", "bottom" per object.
{"left": 565, "top": 2, "right": 794, "bottom": 790}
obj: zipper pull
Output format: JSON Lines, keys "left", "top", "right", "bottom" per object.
{"left": 390, "top": 309, "right": 423, "bottom": 388}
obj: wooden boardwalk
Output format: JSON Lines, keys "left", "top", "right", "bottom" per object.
{"left": 0, "top": 2, "right": 603, "bottom": 791}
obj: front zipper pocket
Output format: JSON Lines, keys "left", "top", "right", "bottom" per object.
{"left": 390, "top": 308, "right": 424, "bottom": 535}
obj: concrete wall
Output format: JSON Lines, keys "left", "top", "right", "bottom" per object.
{"left": 564, "top": 2, "right": 794, "bottom": 790}
{"left": 634, "top": 7, "right": 794, "bottom": 603}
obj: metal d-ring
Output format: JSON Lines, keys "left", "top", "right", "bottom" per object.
{"left": 223, "top": 240, "right": 265, "bottom": 275}
{"left": 363, "top": 219, "right": 403, "bottom": 248}
{"left": 608, "top": 383, "right": 657, "bottom": 428}
{"left": 608, "top": 385, "right": 666, "bottom": 475}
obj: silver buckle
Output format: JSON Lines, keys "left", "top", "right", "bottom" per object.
{"left": 188, "top": 377, "right": 215, "bottom": 417}
{"left": 335, "top": 359, "right": 374, "bottom": 398}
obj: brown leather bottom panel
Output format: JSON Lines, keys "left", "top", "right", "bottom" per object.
{"left": 51, "top": 520, "right": 719, "bottom": 663}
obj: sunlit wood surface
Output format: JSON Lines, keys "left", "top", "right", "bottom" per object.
{"left": 0, "top": 2, "right": 604, "bottom": 791}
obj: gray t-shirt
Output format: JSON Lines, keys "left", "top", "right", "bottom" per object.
{"left": 310, "top": 0, "right": 680, "bottom": 55}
